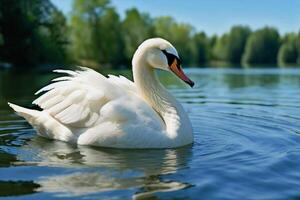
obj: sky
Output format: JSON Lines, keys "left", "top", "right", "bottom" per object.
{"left": 50, "top": 0, "right": 300, "bottom": 36}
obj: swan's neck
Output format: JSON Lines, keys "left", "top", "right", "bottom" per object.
{"left": 132, "top": 57, "right": 192, "bottom": 139}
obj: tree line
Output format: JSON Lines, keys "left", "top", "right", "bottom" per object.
{"left": 0, "top": 0, "right": 299, "bottom": 69}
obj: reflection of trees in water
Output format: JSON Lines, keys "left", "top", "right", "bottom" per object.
{"left": 220, "top": 70, "right": 300, "bottom": 90}
{"left": 0, "top": 70, "right": 56, "bottom": 107}
{"left": 20, "top": 137, "right": 193, "bottom": 198}
{"left": 221, "top": 73, "right": 280, "bottom": 89}
{"left": 133, "top": 175, "right": 192, "bottom": 200}
{"left": 219, "top": 71, "right": 300, "bottom": 106}
{"left": 183, "top": 70, "right": 300, "bottom": 107}
{"left": 0, "top": 180, "right": 40, "bottom": 197}
{"left": 0, "top": 150, "right": 17, "bottom": 167}
{"left": 0, "top": 148, "right": 40, "bottom": 197}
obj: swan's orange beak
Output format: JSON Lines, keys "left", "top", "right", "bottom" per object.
{"left": 170, "top": 59, "right": 194, "bottom": 87}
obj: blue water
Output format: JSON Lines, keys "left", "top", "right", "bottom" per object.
{"left": 1, "top": 68, "right": 300, "bottom": 199}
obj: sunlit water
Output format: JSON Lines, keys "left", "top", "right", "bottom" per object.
{"left": 1, "top": 68, "right": 300, "bottom": 199}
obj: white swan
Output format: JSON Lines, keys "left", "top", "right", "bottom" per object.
{"left": 8, "top": 38, "right": 194, "bottom": 148}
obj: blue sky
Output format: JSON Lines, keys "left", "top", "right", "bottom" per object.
{"left": 51, "top": 0, "right": 300, "bottom": 35}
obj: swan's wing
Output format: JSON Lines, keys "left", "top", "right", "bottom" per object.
{"left": 107, "top": 74, "right": 137, "bottom": 94}
{"left": 32, "top": 67, "right": 129, "bottom": 127}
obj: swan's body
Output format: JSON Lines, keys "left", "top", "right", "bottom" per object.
{"left": 9, "top": 38, "right": 194, "bottom": 148}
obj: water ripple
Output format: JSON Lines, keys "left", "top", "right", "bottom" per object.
{"left": 1, "top": 68, "right": 300, "bottom": 199}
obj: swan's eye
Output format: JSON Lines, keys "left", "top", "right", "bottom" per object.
{"left": 161, "top": 50, "right": 181, "bottom": 69}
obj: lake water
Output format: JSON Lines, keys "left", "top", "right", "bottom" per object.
{"left": 1, "top": 68, "right": 300, "bottom": 199}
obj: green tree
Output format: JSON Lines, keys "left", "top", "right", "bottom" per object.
{"left": 69, "top": 0, "right": 118, "bottom": 67}
{"left": 98, "top": 7, "right": 124, "bottom": 66}
{"left": 0, "top": 33, "right": 3, "bottom": 48}
{"left": 0, "top": 32, "right": 3, "bottom": 64}
{"left": 278, "top": 43, "right": 298, "bottom": 66}
{"left": 226, "top": 26, "right": 251, "bottom": 63}
{"left": 213, "top": 33, "right": 229, "bottom": 61}
{"left": 191, "top": 32, "right": 209, "bottom": 65}
{"left": 208, "top": 35, "right": 218, "bottom": 61}
{"left": 209, "top": 35, "right": 218, "bottom": 49}
{"left": 0, "top": 0, "right": 67, "bottom": 67}
{"left": 242, "top": 27, "right": 280, "bottom": 65}
{"left": 38, "top": 9, "right": 68, "bottom": 64}
{"left": 122, "top": 8, "right": 154, "bottom": 64}
{"left": 213, "top": 26, "right": 251, "bottom": 64}
{"left": 277, "top": 33, "right": 298, "bottom": 66}
{"left": 297, "top": 32, "right": 300, "bottom": 65}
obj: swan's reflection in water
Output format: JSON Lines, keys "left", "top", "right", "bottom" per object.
{"left": 21, "top": 137, "right": 193, "bottom": 198}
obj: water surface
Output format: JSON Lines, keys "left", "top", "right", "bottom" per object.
{"left": 1, "top": 68, "right": 300, "bottom": 199}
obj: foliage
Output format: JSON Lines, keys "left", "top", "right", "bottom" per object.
{"left": 278, "top": 43, "right": 298, "bottom": 66}
{"left": 213, "top": 33, "right": 229, "bottom": 61}
{"left": 121, "top": 8, "right": 154, "bottom": 65}
{"left": 69, "top": 0, "right": 119, "bottom": 66}
{"left": 0, "top": 0, "right": 68, "bottom": 67}
{"left": 242, "top": 27, "right": 280, "bottom": 65}
{"left": 191, "top": 32, "right": 209, "bottom": 65}
{"left": 226, "top": 26, "right": 251, "bottom": 63}
{"left": 0, "top": 33, "right": 3, "bottom": 47}
{"left": 277, "top": 33, "right": 298, "bottom": 66}
{"left": 213, "top": 26, "right": 251, "bottom": 64}
{"left": 0, "top": 0, "right": 299, "bottom": 68}
{"left": 297, "top": 32, "right": 300, "bottom": 65}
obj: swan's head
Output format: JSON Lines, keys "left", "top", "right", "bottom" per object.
{"left": 134, "top": 38, "right": 194, "bottom": 87}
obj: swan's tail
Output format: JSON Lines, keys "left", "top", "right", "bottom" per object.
{"left": 8, "top": 102, "right": 74, "bottom": 142}
{"left": 8, "top": 102, "right": 40, "bottom": 124}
